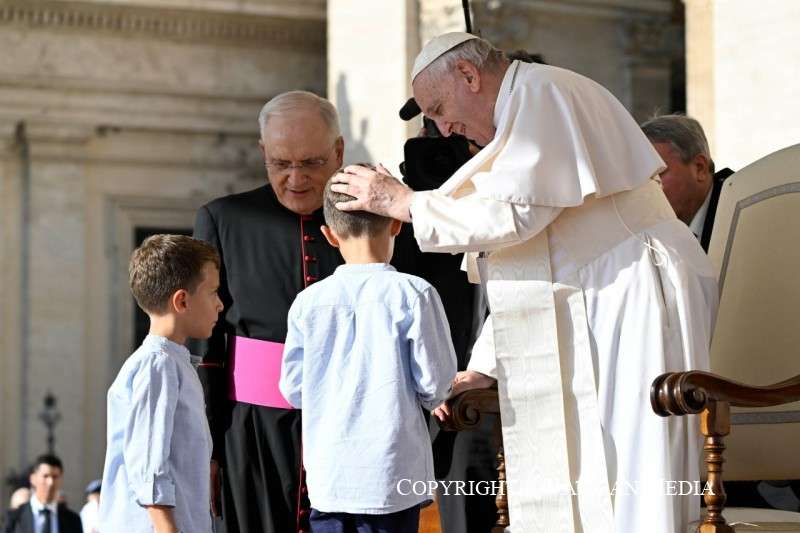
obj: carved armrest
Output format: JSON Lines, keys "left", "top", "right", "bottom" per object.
{"left": 651, "top": 370, "right": 800, "bottom": 416}
{"left": 438, "top": 387, "right": 500, "bottom": 432}
{"left": 437, "top": 387, "right": 508, "bottom": 532}
{"left": 651, "top": 371, "right": 800, "bottom": 533}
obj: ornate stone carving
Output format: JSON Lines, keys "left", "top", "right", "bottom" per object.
{"left": 0, "top": 0, "right": 324, "bottom": 51}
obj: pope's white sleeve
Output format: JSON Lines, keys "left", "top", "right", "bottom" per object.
{"left": 466, "top": 314, "right": 497, "bottom": 379}
{"left": 410, "top": 190, "right": 562, "bottom": 253}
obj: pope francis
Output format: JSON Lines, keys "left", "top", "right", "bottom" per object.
{"left": 331, "top": 33, "right": 718, "bottom": 533}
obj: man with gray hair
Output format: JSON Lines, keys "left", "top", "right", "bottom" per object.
{"left": 193, "top": 90, "right": 345, "bottom": 533}
{"left": 333, "top": 33, "right": 718, "bottom": 532}
{"left": 641, "top": 114, "right": 734, "bottom": 250}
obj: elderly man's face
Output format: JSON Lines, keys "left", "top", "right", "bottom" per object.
{"left": 260, "top": 110, "right": 344, "bottom": 215}
{"left": 413, "top": 65, "right": 496, "bottom": 147}
{"left": 652, "top": 142, "right": 712, "bottom": 224}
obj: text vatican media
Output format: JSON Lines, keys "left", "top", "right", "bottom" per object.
{"left": 395, "top": 479, "right": 714, "bottom": 497}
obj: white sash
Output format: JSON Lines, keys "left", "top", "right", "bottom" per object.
{"left": 483, "top": 231, "right": 615, "bottom": 532}
{"left": 475, "top": 181, "right": 676, "bottom": 531}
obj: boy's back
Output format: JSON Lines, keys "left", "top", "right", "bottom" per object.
{"left": 280, "top": 263, "right": 457, "bottom": 515}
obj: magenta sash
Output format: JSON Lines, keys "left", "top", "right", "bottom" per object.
{"left": 228, "top": 336, "right": 295, "bottom": 410}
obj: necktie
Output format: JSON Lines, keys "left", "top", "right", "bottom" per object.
{"left": 40, "top": 508, "right": 52, "bottom": 533}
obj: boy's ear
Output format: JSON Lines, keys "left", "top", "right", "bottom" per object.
{"left": 389, "top": 219, "right": 403, "bottom": 237}
{"left": 171, "top": 289, "right": 189, "bottom": 314}
{"left": 321, "top": 225, "right": 340, "bottom": 248}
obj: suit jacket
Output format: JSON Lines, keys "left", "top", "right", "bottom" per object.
{"left": 2, "top": 503, "right": 82, "bottom": 533}
{"left": 700, "top": 167, "right": 735, "bottom": 251}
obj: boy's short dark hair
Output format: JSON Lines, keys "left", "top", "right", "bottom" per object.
{"left": 32, "top": 454, "right": 63, "bottom": 473}
{"left": 129, "top": 234, "right": 220, "bottom": 313}
{"left": 323, "top": 177, "right": 392, "bottom": 238}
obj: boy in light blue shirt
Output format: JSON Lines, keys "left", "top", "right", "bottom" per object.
{"left": 279, "top": 176, "right": 458, "bottom": 533}
{"left": 99, "top": 235, "right": 223, "bottom": 533}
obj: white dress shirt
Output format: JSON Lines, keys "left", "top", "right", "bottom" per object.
{"left": 689, "top": 187, "right": 713, "bottom": 239}
{"left": 79, "top": 500, "right": 98, "bottom": 533}
{"left": 29, "top": 493, "right": 59, "bottom": 533}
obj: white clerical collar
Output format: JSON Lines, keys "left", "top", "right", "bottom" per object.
{"left": 493, "top": 60, "right": 521, "bottom": 128}
{"left": 30, "top": 492, "right": 58, "bottom": 515}
{"left": 689, "top": 188, "right": 713, "bottom": 239}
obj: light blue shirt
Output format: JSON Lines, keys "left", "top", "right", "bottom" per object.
{"left": 280, "top": 263, "right": 457, "bottom": 514}
{"left": 29, "top": 494, "right": 58, "bottom": 533}
{"left": 99, "top": 335, "right": 212, "bottom": 533}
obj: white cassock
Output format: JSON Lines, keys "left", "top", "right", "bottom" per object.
{"left": 409, "top": 61, "right": 718, "bottom": 532}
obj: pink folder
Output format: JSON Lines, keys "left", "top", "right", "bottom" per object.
{"left": 228, "top": 336, "right": 295, "bottom": 410}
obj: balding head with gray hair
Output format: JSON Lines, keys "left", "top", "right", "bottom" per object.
{"left": 641, "top": 114, "right": 715, "bottom": 174}
{"left": 641, "top": 114, "right": 718, "bottom": 225}
{"left": 256, "top": 90, "right": 344, "bottom": 215}
{"left": 258, "top": 90, "right": 341, "bottom": 142}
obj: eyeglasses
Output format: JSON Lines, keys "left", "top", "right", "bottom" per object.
{"left": 265, "top": 143, "right": 336, "bottom": 174}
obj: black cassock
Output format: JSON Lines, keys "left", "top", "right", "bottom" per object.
{"left": 194, "top": 184, "right": 343, "bottom": 533}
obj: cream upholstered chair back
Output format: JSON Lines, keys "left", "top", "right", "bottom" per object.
{"left": 707, "top": 143, "right": 800, "bottom": 482}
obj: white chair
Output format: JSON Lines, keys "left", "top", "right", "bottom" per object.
{"left": 652, "top": 143, "right": 800, "bottom": 532}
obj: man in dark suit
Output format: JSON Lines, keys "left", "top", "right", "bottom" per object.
{"left": 641, "top": 114, "right": 734, "bottom": 251}
{"left": 3, "top": 455, "right": 82, "bottom": 533}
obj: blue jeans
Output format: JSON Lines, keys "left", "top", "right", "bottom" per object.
{"left": 309, "top": 504, "right": 421, "bottom": 533}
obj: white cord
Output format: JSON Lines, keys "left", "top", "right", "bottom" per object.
{"left": 611, "top": 194, "right": 669, "bottom": 267}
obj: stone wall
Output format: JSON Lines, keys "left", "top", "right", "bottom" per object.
{"left": 0, "top": 0, "right": 325, "bottom": 506}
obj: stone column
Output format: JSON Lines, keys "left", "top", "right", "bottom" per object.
{"left": 26, "top": 122, "right": 93, "bottom": 503}
{"left": 685, "top": 0, "right": 800, "bottom": 169}
{"left": 0, "top": 120, "right": 22, "bottom": 508}
{"left": 0, "top": 119, "right": 93, "bottom": 504}
{"left": 327, "top": 0, "right": 420, "bottom": 174}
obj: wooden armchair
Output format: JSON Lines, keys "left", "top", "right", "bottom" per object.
{"left": 652, "top": 371, "right": 800, "bottom": 531}
{"left": 652, "top": 144, "right": 800, "bottom": 531}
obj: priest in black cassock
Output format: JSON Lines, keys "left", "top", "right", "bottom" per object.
{"left": 193, "top": 91, "right": 345, "bottom": 533}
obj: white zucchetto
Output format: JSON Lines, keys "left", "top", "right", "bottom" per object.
{"left": 411, "top": 32, "right": 478, "bottom": 81}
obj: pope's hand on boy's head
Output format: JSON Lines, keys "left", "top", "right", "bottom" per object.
{"left": 330, "top": 165, "right": 414, "bottom": 222}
